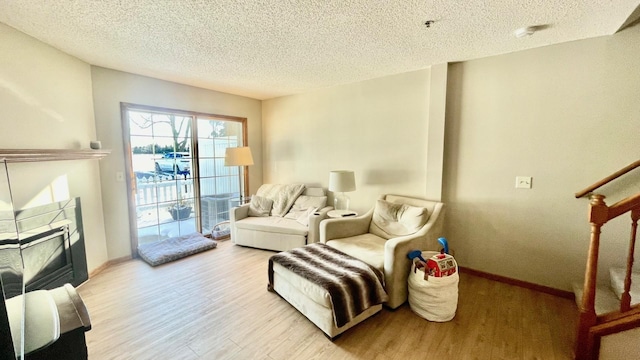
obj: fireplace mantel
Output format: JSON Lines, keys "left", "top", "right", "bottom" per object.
{"left": 0, "top": 149, "right": 110, "bottom": 163}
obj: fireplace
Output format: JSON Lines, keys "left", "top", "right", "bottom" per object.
{"left": 14, "top": 198, "right": 87, "bottom": 295}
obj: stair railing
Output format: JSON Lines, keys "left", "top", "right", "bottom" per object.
{"left": 575, "top": 160, "right": 640, "bottom": 199}
{"left": 574, "top": 160, "right": 640, "bottom": 360}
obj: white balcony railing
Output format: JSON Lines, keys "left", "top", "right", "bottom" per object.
{"left": 135, "top": 175, "right": 194, "bottom": 207}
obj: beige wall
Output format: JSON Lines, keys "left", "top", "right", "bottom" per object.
{"left": 426, "top": 63, "right": 448, "bottom": 201}
{"left": 91, "top": 67, "right": 263, "bottom": 260}
{"left": 262, "top": 68, "right": 446, "bottom": 213}
{"left": 0, "top": 23, "right": 108, "bottom": 272}
{"left": 444, "top": 24, "right": 640, "bottom": 291}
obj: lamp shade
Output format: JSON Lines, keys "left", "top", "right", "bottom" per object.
{"left": 328, "top": 170, "right": 356, "bottom": 192}
{"left": 224, "top": 147, "right": 254, "bottom": 166}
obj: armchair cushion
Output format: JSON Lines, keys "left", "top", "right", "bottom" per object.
{"left": 325, "top": 233, "right": 386, "bottom": 271}
{"left": 369, "top": 199, "right": 430, "bottom": 239}
{"left": 248, "top": 195, "right": 273, "bottom": 217}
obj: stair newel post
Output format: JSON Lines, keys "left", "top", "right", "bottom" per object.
{"left": 575, "top": 194, "right": 608, "bottom": 360}
{"left": 621, "top": 208, "right": 639, "bottom": 312}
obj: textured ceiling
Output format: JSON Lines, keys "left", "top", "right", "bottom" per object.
{"left": 1, "top": 0, "right": 639, "bottom": 100}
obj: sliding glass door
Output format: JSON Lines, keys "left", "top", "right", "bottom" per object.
{"left": 122, "top": 104, "right": 247, "bottom": 253}
{"left": 196, "top": 118, "right": 245, "bottom": 233}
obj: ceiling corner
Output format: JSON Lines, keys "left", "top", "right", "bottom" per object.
{"left": 616, "top": 3, "right": 640, "bottom": 32}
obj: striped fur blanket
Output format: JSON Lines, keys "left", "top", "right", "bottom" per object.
{"left": 268, "top": 243, "right": 388, "bottom": 328}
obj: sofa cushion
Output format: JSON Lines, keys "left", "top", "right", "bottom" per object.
{"left": 295, "top": 207, "right": 319, "bottom": 226}
{"left": 369, "top": 199, "right": 429, "bottom": 239}
{"left": 234, "top": 216, "right": 308, "bottom": 236}
{"left": 248, "top": 195, "right": 273, "bottom": 217}
{"left": 256, "top": 184, "right": 306, "bottom": 217}
{"left": 325, "top": 233, "right": 386, "bottom": 272}
{"left": 284, "top": 195, "right": 327, "bottom": 220}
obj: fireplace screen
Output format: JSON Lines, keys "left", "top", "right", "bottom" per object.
{"left": 15, "top": 198, "right": 87, "bottom": 292}
{"left": 21, "top": 224, "right": 72, "bottom": 291}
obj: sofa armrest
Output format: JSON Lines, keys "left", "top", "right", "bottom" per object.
{"left": 307, "top": 206, "right": 332, "bottom": 244}
{"left": 382, "top": 202, "right": 445, "bottom": 308}
{"left": 231, "top": 203, "right": 250, "bottom": 220}
{"left": 230, "top": 204, "right": 250, "bottom": 243}
{"left": 320, "top": 209, "right": 374, "bottom": 243}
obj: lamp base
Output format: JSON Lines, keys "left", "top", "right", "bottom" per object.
{"left": 334, "top": 193, "right": 350, "bottom": 211}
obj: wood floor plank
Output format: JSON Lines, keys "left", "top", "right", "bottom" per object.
{"left": 77, "top": 240, "right": 577, "bottom": 359}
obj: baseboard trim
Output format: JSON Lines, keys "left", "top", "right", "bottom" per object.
{"left": 459, "top": 267, "right": 575, "bottom": 299}
{"left": 89, "top": 255, "right": 132, "bottom": 278}
{"left": 87, "top": 258, "right": 574, "bottom": 299}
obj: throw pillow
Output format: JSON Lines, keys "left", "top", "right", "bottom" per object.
{"left": 369, "top": 199, "right": 429, "bottom": 239}
{"left": 248, "top": 196, "right": 273, "bottom": 217}
{"left": 284, "top": 195, "right": 327, "bottom": 220}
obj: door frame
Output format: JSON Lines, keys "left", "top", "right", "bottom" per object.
{"left": 120, "top": 102, "right": 248, "bottom": 256}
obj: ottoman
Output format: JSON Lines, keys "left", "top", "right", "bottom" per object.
{"left": 268, "top": 243, "right": 387, "bottom": 339}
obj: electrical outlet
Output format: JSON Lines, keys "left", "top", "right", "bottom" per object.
{"left": 515, "top": 176, "right": 532, "bottom": 189}
{"left": 116, "top": 172, "right": 125, "bottom": 182}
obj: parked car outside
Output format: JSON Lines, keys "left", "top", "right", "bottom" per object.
{"left": 154, "top": 152, "right": 191, "bottom": 175}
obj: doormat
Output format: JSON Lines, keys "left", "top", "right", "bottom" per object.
{"left": 138, "top": 232, "right": 217, "bottom": 266}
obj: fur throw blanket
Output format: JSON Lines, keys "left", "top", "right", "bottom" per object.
{"left": 269, "top": 243, "right": 388, "bottom": 328}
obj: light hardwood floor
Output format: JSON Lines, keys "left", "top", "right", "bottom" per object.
{"left": 77, "top": 240, "right": 578, "bottom": 360}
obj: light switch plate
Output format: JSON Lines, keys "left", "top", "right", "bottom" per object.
{"left": 515, "top": 176, "right": 532, "bottom": 189}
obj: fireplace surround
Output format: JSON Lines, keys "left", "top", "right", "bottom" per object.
{"left": 0, "top": 150, "right": 107, "bottom": 358}
{"left": 16, "top": 198, "right": 88, "bottom": 296}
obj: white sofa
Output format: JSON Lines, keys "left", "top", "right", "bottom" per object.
{"left": 230, "top": 184, "right": 332, "bottom": 252}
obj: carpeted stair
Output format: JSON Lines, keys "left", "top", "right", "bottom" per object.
{"left": 572, "top": 267, "right": 640, "bottom": 315}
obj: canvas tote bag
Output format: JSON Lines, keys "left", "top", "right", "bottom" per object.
{"left": 408, "top": 251, "right": 459, "bottom": 322}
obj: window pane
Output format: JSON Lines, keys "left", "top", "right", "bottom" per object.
{"left": 128, "top": 111, "right": 154, "bottom": 136}
{"left": 199, "top": 159, "right": 215, "bottom": 177}
{"left": 201, "top": 194, "right": 232, "bottom": 232}
{"left": 138, "top": 225, "right": 160, "bottom": 245}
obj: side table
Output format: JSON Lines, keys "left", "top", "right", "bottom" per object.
{"left": 327, "top": 210, "right": 358, "bottom": 218}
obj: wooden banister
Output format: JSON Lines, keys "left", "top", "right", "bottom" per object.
{"left": 575, "top": 159, "right": 640, "bottom": 198}
{"left": 575, "top": 195, "right": 606, "bottom": 360}
{"left": 607, "top": 193, "right": 640, "bottom": 220}
{"left": 621, "top": 209, "right": 638, "bottom": 312}
{"left": 590, "top": 311, "right": 640, "bottom": 338}
{"left": 574, "top": 190, "right": 640, "bottom": 360}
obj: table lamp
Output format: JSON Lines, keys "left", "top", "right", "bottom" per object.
{"left": 328, "top": 170, "right": 356, "bottom": 211}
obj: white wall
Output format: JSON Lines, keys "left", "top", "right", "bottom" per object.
{"left": 0, "top": 23, "right": 108, "bottom": 272}
{"left": 91, "top": 67, "right": 262, "bottom": 260}
{"left": 262, "top": 68, "right": 445, "bottom": 213}
{"left": 444, "top": 24, "right": 640, "bottom": 291}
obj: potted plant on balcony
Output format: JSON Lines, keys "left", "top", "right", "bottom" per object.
{"left": 167, "top": 199, "right": 192, "bottom": 221}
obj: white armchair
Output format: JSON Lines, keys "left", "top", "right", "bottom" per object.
{"left": 320, "top": 194, "right": 445, "bottom": 309}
